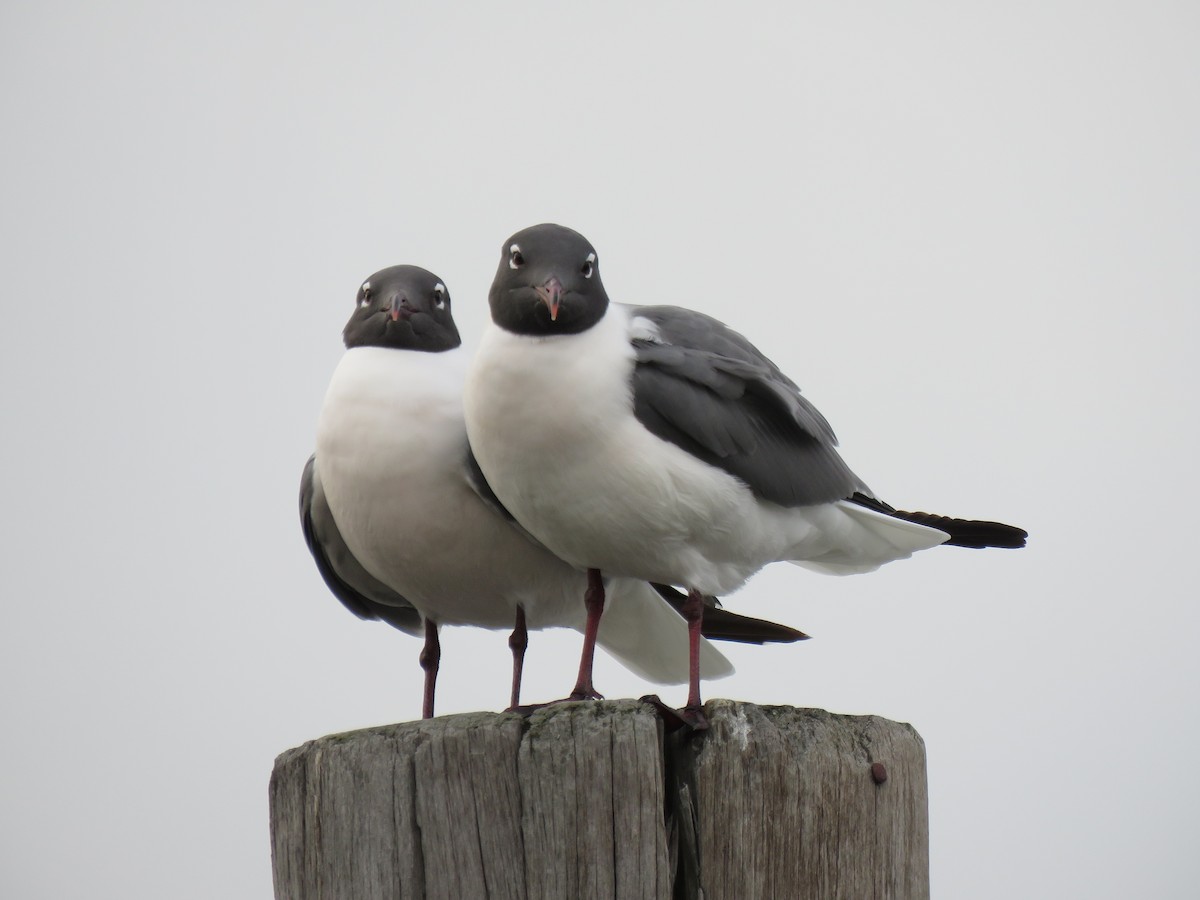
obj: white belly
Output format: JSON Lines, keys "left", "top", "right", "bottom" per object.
{"left": 315, "top": 347, "right": 585, "bottom": 629}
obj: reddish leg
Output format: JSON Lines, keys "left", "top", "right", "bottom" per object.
{"left": 569, "top": 569, "right": 606, "bottom": 701}
{"left": 419, "top": 618, "right": 440, "bottom": 719}
{"left": 682, "top": 589, "right": 705, "bottom": 712}
{"left": 508, "top": 606, "right": 528, "bottom": 710}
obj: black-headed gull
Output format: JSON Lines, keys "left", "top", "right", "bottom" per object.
{"left": 463, "top": 225, "right": 1026, "bottom": 720}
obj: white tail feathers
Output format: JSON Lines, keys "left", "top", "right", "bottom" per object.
{"left": 790, "top": 499, "right": 950, "bottom": 576}
{"left": 595, "top": 578, "right": 734, "bottom": 684}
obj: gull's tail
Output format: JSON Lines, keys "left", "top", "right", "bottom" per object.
{"left": 849, "top": 493, "right": 1028, "bottom": 549}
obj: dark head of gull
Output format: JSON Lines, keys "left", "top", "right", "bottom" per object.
{"left": 343, "top": 265, "right": 461, "bottom": 353}
{"left": 488, "top": 223, "right": 610, "bottom": 336}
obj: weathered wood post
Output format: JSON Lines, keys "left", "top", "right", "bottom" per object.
{"left": 270, "top": 699, "right": 929, "bottom": 899}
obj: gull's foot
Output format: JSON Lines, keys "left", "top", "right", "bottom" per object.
{"left": 506, "top": 692, "right": 604, "bottom": 717}
{"left": 506, "top": 701, "right": 549, "bottom": 716}
{"left": 567, "top": 687, "right": 605, "bottom": 702}
{"left": 639, "top": 694, "right": 710, "bottom": 734}
{"left": 677, "top": 704, "right": 709, "bottom": 732}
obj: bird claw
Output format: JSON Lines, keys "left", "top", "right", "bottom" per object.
{"left": 677, "top": 705, "right": 710, "bottom": 732}
{"left": 639, "top": 694, "right": 709, "bottom": 733}
{"left": 567, "top": 688, "right": 605, "bottom": 702}
{"left": 505, "top": 691, "right": 604, "bottom": 717}
{"left": 506, "top": 702, "right": 547, "bottom": 716}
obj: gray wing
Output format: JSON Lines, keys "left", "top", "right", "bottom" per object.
{"left": 300, "top": 455, "right": 423, "bottom": 635}
{"left": 628, "top": 304, "right": 869, "bottom": 507}
{"left": 462, "top": 443, "right": 554, "bottom": 550}
{"left": 462, "top": 445, "right": 517, "bottom": 524}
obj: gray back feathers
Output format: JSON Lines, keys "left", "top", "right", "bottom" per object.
{"left": 629, "top": 305, "right": 869, "bottom": 507}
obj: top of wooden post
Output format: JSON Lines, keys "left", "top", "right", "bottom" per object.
{"left": 270, "top": 699, "right": 929, "bottom": 900}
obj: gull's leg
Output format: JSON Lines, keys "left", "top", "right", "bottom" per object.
{"left": 508, "top": 606, "right": 528, "bottom": 710}
{"left": 420, "top": 618, "right": 440, "bottom": 720}
{"left": 568, "top": 569, "right": 606, "bottom": 701}
{"left": 681, "top": 589, "right": 709, "bottom": 728}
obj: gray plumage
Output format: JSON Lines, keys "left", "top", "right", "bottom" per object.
{"left": 299, "top": 454, "right": 422, "bottom": 635}
{"left": 630, "top": 305, "right": 870, "bottom": 508}
{"left": 631, "top": 305, "right": 1026, "bottom": 548}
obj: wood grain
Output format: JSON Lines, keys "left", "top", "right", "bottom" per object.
{"left": 679, "top": 700, "right": 929, "bottom": 900}
{"left": 270, "top": 700, "right": 928, "bottom": 899}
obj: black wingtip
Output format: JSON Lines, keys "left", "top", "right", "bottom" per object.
{"left": 893, "top": 510, "right": 1028, "bottom": 549}
{"left": 651, "top": 583, "right": 810, "bottom": 644}
{"left": 702, "top": 605, "right": 811, "bottom": 644}
{"left": 849, "top": 492, "right": 1028, "bottom": 549}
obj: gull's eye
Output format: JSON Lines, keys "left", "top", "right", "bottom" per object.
{"left": 509, "top": 244, "right": 524, "bottom": 269}
{"left": 432, "top": 283, "right": 447, "bottom": 309}
{"left": 359, "top": 281, "right": 372, "bottom": 307}
{"left": 581, "top": 252, "right": 596, "bottom": 279}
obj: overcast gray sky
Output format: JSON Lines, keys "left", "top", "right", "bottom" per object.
{"left": 3, "top": 2, "right": 1197, "bottom": 897}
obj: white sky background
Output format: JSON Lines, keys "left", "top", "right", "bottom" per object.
{"left": 2, "top": 2, "right": 1197, "bottom": 897}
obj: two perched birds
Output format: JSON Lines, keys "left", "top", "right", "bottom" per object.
{"left": 302, "top": 224, "right": 1026, "bottom": 722}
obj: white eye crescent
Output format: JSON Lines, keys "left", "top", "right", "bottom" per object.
{"left": 509, "top": 244, "right": 524, "bottom": 269}
{"left": 433, "top": 283, "right": 447, "bottom": 309}
{"left": 359, "top": 281, "right": 372, "bottom": 306}
{"left": 581, "top": 252, "right": 596, "bottom": 279}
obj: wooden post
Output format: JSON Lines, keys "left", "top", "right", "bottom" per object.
{"left": 270, "top": 699, "right": 929, "bottom": 900}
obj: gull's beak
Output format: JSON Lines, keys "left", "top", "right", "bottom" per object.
{"left": 535, "top": 277, "right": 564, "bottom": 321}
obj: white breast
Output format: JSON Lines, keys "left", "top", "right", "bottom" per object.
{"left": 315, "top": 346, "right": 583, "bottom": 628}
{"left": 464, "top": 307, "right": 758, "bottom": 592}
{"left": 314, "top": 344, "right": 738, "bottom": 685}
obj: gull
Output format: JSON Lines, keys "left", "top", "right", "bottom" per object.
{"left": 463, "top": 224, "right": 1027, "bottom": 722}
